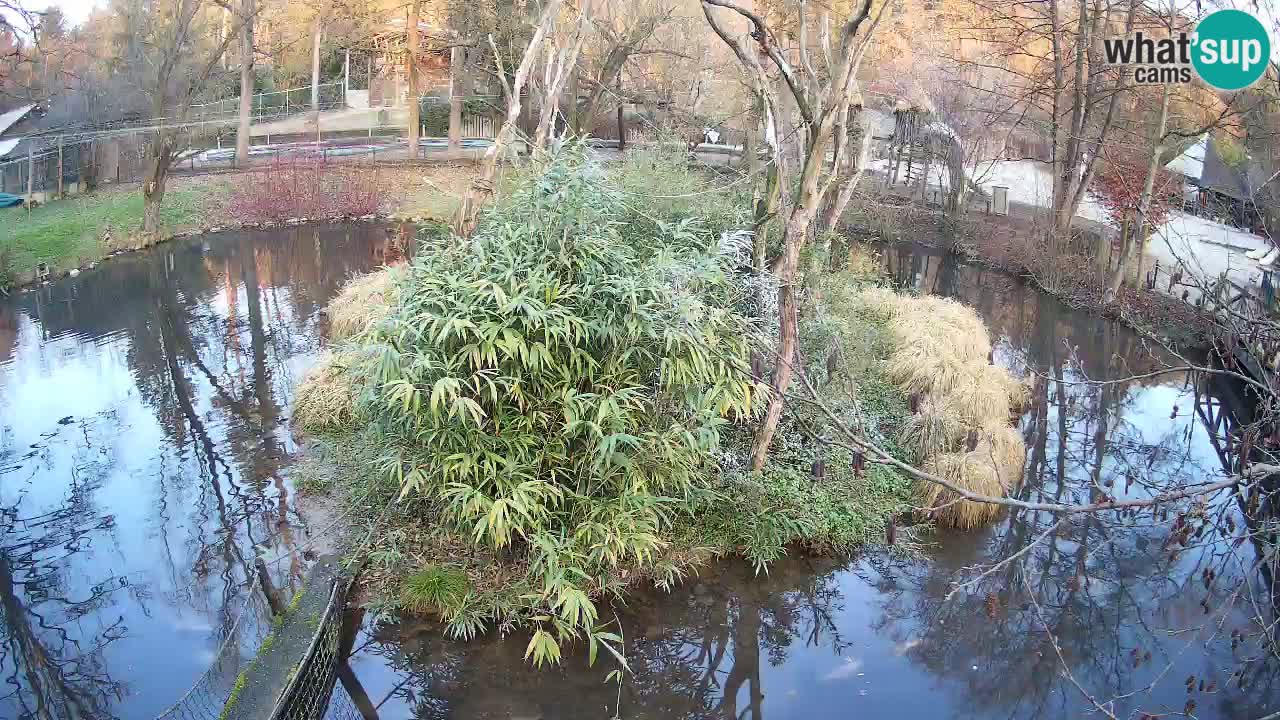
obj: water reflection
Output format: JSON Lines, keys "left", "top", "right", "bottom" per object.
{"left": 345, "top": 243, "right": 1279, "bottom": 720}
{"left": 0, "top": 223, "right": 403, "bottom": 719}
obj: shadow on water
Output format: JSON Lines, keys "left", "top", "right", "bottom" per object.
{"left": 0, "top": 223, "right": 407, "bottom": 720}
{"left": 342, "top": 242, "right": 1280, "bottom": 720}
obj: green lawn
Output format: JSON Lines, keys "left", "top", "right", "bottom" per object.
{"left": 0, "top": 185, "right": 216, "bottom": 288}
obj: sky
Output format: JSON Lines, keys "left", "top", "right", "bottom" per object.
{"left": 23, "top": 0, "right": 100, "bottom": 28}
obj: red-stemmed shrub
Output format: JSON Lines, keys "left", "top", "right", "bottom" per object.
{"left": 227, "top": 156, "right": 385, "bottom": 224}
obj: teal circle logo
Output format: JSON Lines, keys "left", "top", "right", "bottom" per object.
{"left": 1192, "top": 9, "right": 1271, "bottom": 91}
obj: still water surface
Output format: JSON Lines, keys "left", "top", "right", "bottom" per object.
{"left": 1, "top": 230, "right": 1275, "bottom": 719}
{"left": 344, "top": 244, "right": 1279, "bottom": 720}
{"left": 0, "top": 223, "right": 407, "bottom": 719}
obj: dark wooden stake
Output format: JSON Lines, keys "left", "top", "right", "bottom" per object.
{"left": 616, "top": 76, "right": 625, "bottom": 151}
{"left": 255, "top": 557, "right": 287, "bottom": 616}
{"left": 26, "top": 144, "right": 34, "bottom": 207}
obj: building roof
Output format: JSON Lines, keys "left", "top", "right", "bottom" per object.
{"left": 1165, "top": 134, "right": 1206, "bottom": 178}
{"left": 1165, "top": 132, "right": 1250, "bottom": 201}
{"left": 0, "top": 104, "right": 34, "bottom": 137}
{"left": 863, "top": 108, "right": 895, "bottom": 140}
{"left": 1199, "top": 136, "right": 1249, "bottom": 200}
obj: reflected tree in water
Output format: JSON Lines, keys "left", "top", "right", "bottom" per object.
{"left": 0, "top": 224, "right": 397, "bottom": 719}
{"left": 0, "top": 423, "right": 126, "bottom": 719}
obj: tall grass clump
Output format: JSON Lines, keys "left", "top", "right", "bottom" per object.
{"left": 855, "top": 287, "right": 1028, "bottom": 528}
{"left": 294, "top": 351, "right": 364, "bottom": 432}
{"left": 326, "top": 267, "right": 401, "bottom": 342}
{"left": 400, "top": 566, "right": 469, "bottom": 615}
{"left": 356, "top": 145, "right": 764, "bottom": 664}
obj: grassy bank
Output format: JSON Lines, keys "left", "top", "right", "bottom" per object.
{"left": 0, "top": 183, "right": 225, "bottom": 288}
{"left": 291, "top": 145, "right": 1027, "bottom": 667}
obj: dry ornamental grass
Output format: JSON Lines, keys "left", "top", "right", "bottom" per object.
{"left": 326, "top": 268, "right": 399, "bottom": 342}
{"left": 293, "top": 352, "right": 362, "bottom": 431}
{"left": 858, "top": 288, "right": 1029, "bottom": 528}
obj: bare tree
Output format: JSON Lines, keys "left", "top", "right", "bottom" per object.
{"left": 702, "top": 0, "right": 895, "bottom": 469}
{"left": 950, "top": 0, "right": 1135, "bottom": 242}
{"left": 533, "top": 7, "right": 590, "bottom": 152}
{"left": 235, "top": 0, "right": 255, "bottom": 165}
{"left": 129, "top": 0, "right": 249, "bottom": 237}
{"left": 453, "top": 0, "right": 563, "bottom": 237}
{"left": 569, "top": 6, "right": 673, "bottom": 135}
{"left": 1104, "top": 84, "right": 1170, "bottom": 302}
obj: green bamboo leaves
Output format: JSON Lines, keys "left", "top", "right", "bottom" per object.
{"left": 357, "top": 146, "right": 763, "bottom": 663}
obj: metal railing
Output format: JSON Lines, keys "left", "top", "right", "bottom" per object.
{"left": 191, "top": 83, "right": 347, "bottom": 123}
{"left": 269, "top": 578, "right": 350, "bottom": 720}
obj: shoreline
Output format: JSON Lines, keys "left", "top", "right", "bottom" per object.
{"left": 1, "top": 211, "right": 409, "bottom": 294}
{"left": 844, "top": 205, "right": 1216, "bottom": 350}
{"left": 0, "top": 166, "right": 471, "bottom": 296}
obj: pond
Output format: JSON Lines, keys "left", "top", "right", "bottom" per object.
{"left": 338, "top": 243, "right": 1279, "bottom": 720}
{"left": 0, "top": 222, "right": 412, "bottom": 720}
{"left": 2, "top": 230, "right": 1275, "bottom": 719}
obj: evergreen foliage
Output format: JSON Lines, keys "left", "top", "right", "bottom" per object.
{"left": 355, "top": 145, "right": 764, "bottom": 663}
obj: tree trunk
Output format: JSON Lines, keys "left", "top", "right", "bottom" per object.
{"left": 750, "top": 211, "right": 810, "bottom": 470}
{"left": 448, "top": 44, "right": 463, "bottom": 151}
{"left": 534, "top": 22, "right": 589, "bottom": 153}
{"left": 454, "top": 0, "right": 562, "bottom": 237}
{"left": 750, "top": 94, "right": 778, "bottom": 271}
{"left": 235, "top": 0, "right": 254, "bottom": 166}
{"left": 142, "top": 148, "right": 171, "bottom": 239}
{"left": 573, "top": 43, "right": 632, "bottom": 134}
{"left": 817, "top": 110, "right": 869, "bottom": 234}
{"left": 752, "top": 159, "right": 780, "bottom": 271}
{"left": 1105, "top": 83, "right": 1169, "bottom": 301}
{"left": 406, "top": 0, "right": 420, "bottom": 159}
{"left": 565, "top": 64, "right": 580, "bottom": 134}
{"left": 1130, "top": 84, "right": 1171, "bottom": 288}
{"left": 616, "top": 76, "right": 624, "bottom": 149}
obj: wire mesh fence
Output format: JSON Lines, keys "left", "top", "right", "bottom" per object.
{"left": 0, "top": 139, "right": 93, "bottom": 195}
{"left": 153, "top": 588, "right": 274, "bottom": 720}
{"left": 190, "top": 83, "right": 347, "bottom": 124}
{"left": 321, "top": 680, "right": 368, "bottom": 720}
{"left": 269, "top": 578, "right": 350, "bottom": 720}
{"left": 149, "top": 574, "right": 355, "bottom": 720}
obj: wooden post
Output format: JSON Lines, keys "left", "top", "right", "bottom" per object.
{"left": 406, "top": 0, "right": 421, "bottom": 159}
{"left": 447, "top": 45, "right": 463, "bottom": 151}
{"left": 56, "top": 138, "right": 63, "bottom": 199}
{"left": 311, "top": 13, "right": 322, "bottom": 113}
{"left": 616, "top": 76, "right": 624, "bottom": 151}
{"left": 26, "top": 144, "right": 34, "bottom": 206}
{"left": 254, "top": 557, "right": 286, "bottom": 616}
